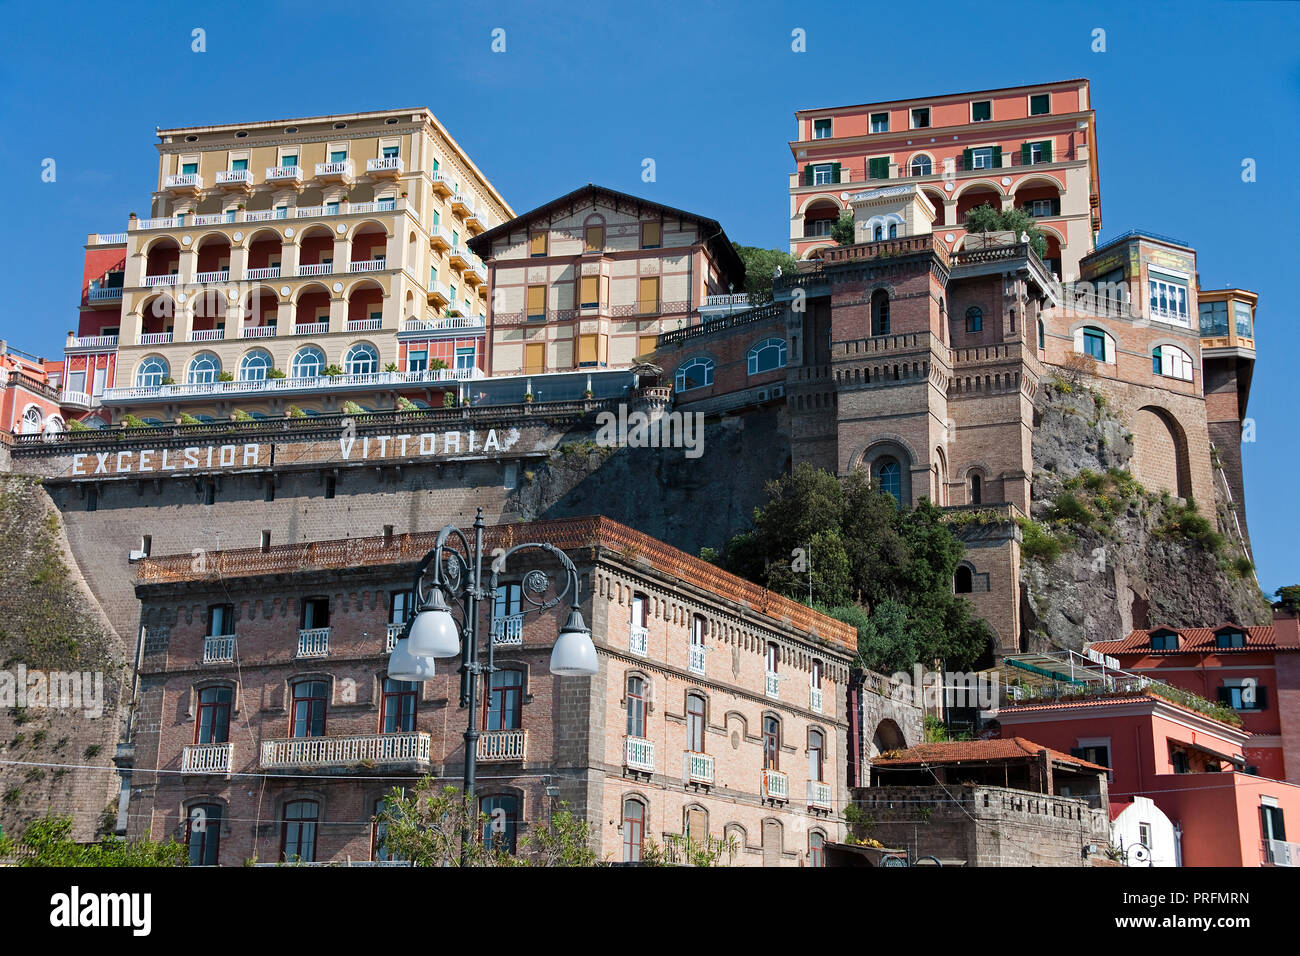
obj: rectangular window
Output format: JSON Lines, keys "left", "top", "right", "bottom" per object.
{"left": 1219, "top": 684, "right": 1267, "bottom": 710}
{"left": 867, "top": 157, "right": 890, "bottom": 180}
{"left": 580, "top": 275, "right": 599, "bottom": 310}
{"left": 1030, "top": 199, "right": 1055, "bottom": 217}
{"left": 408, "top": 349, "right": 428, "bottom": 372}
{"left": 870, "top": 112, "right": 889, "bottom": 133}
{"left": 1022, "top": 140, "right": 1053, "bottom": 165}
{"left": 207, "top": 604, "right": 234, "bottom": 637}
{"left": 813, "top": 117, "right": 832, "bottom": 139}
{"left": 641, "top": 222, "right": 661, "bottom": 249}
{"left": 486, "top": 669, "right": 524, "bottom": 730}
{"left": 584, "top": 225, "right": 604, "bottom": 252}
{"left": 382, "top": 145, "right": 399, "bottom": 158}
{"left": 181, "top": 161, "right": 198, "bottom": 175}
{"left": 812, "top": 163, "right": 835, "bottom": 185}
{"left": 1149, "top": 275, "right": 1189, "bottom": 323}
{"left": 301, "top": 597, "right": 330, "bottom": 630}
{"left": 187, "top": 806, "right": 222, "bottom": 866}
{"left": 280, "top": 153, "right": 298, "bottom": 168}
{"left": 1150, "top": 633, "right": 1177, "bottom": 650}
{"left": 971, "top": 100, "right": 992, "bottom": 122}
{"left": 260, "top": 530, "right": 271, "bottom": 551}
{"left": 524, "top": 342, "right": 545, "bottom": 374}
{"left": 381, "top": 679, "right": 418, "bottom": 733}
{"left": 290, "top": 682, "right": 328, "bottom": 739}
{"left": 1083, "top": 328, "right": 1106, "bottom": 361}
{"left": 1070, "top": 744, "right": 1110, "bottom": 767}
{"left": 1233, "top": 302, "right": 1253, "bottom": 338}
{"left": 230, "top": 157, "right": 248, "bottom": 171}
{"left": 528, "top": 232, "right": 548, "bottom": 257}
{"left": 1198, "top": 300, "right": 1229, "bottom": 336}
{"left": 1029, "top": 93, "right": 1051, "bottom": 115}
{"left": 324, "top": 475, "right": 336, "bottom": 499}
{"left": 196, "top": 687, "right": 232, "bottom": 745}
{"left": 390, "top": 590, "right": 412, "bottom": 625}
{"left": 637, "top": 277, "right": 659, "bottom": 314}
{"left": 526, "top": 285, "right": 546, "bottom": 320}
{"left": 329, "top": 149, "right": 347, "bottom": 163}
{"left": 578, "top": 333, "right": 598, "bottom": 366}
{"left": 454, "top": 347, "right": 475, "bottom": 372}
{"left": 911, "top": 107, "right": 930, "bottom": 129}
{"left": 971, "top": 147, "right": 994, "bottom": 170}
{"left": 1261, "top": 804, "right": 1286, "bottom": 843}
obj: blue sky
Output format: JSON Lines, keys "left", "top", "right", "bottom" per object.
{"left": 0, "top": 1, "right": 1295, "bottom": 595}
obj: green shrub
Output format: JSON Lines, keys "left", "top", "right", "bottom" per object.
{"left": 267, "top": 368, "right": 286, "bottom": 379}
{"left": 179, "top": 413, "right": 201, "bottom": 425}
{"left": 231, "top": 408, "right": 253, "bottom": 421}
{"left": 1048, "top": 491, "right": 1093, "bottom": 528}
{"left": 341, "top": 400, "right": 364, "bottom": 415}
{"left": 66, "top": 418, "right": 91, "bottom": 432}
{"left": 121, "top": 414, "right": 148, "bottom": 429}
{"left": 217, "top": 370, "right": 234, "bottom": 382}
{"left": 286, "top": 405, "right": 305, "bottom": 419}
{"left": 322, "top": 364, "right": 344, "bottom": 377}
{"left": 1017, "top": 517, "right": 1066, "bottom": 562}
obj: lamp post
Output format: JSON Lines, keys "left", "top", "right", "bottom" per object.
{"left": 387, "top": 508, "right": 598, "bottom": 861}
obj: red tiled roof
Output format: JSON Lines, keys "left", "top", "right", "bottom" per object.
{"left": 1091, "top": 623, "right": 1277, "bottom": 654}
{"left": 870, "top": 736, "right": 1109, "bottom": 773}
{"left": 997, "top": 690, "right": 1245, "bottom": 731}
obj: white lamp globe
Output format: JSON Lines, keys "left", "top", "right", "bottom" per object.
{"left": 407, "top": 589, "right": 461, "bottom": 659}
{"left": 388, "top": 638, "right": 436, "bottom": 682}
{"left": 550, "top": 608, "right": 598, "bottom": 676}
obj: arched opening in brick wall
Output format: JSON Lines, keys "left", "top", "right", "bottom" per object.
{"left": 1131, "top": 405, "right": 1192, "bottom": 499}
{"left": 870, "top": 718, "right": 907, "bottom": 757}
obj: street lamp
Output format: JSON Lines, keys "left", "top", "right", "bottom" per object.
{"left": 387, "top": 508, "right": 598, "bottom": 859}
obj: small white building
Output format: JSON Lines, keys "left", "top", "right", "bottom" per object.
{"left": 1111, "top": 796, "right": 1180, "bottom": 866}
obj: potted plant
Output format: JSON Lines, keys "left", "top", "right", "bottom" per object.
{"left": 161, "top": 376, "right": 175, "bottom": 385}
{"left": 322, "top": 364, "right": 344, "bottom": 378}
{"left": 384, "top": 362, "right": 399, "bottom": 372}
{"left": 286, "top": 405, "right": 305, "bottom": 419}
{"left": 583, "top": 389, "right": 594, "bottom": 400}
{"left": 267, "top": 367, "right": 286, "bottom": 379}
{"left": 524, "top": 392, "right": 534, "bottom": 404}
{"left": 444, "top": 392, "right": 458, "bottom": 408}
{"left": 217, "top": 370, "right": 234, "bottom": 382}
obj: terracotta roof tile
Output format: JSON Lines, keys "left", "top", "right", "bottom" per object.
{"left": 1091, "top": 623, "right": 1276, "bottom": 654}
{"left": 870, "top": 736, "right": 1109, "bottom": 773}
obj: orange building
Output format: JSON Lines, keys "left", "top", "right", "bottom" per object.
{"left": 0, "top": 342, "right": 65, "bottom": 435}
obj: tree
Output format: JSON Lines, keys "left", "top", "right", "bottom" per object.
{"left": 831, "top": 213, "right": 856, "bottom": 246}
{"left": 0, "top": 815, "right": 187, "bottom": 867}
{"left": 1276, "top": 585, "right": 1300, "bottom": 612}
{"left": 518, "top": 804, "right": 599, "bottom": 866}
{"left": 374, "top": 780, "right": 514, "bottom": 867}
{"left": 732, "top": 243, "right": 800, "bottom": 305}
{"left": 963, "top": 203, "right": 1048, "bottom": 260}
{"left": 717, "top": 463, "right": 992, "bottom": 673}
{"left": 640, "top": 833, "right": 739, "bottom": 866}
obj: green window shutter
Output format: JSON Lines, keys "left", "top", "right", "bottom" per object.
{"left": 992, "top": 146, "right": 1003, "bottom": 168}
{"left": 1042, "top": 140, "right": 1053, "bottom": 163}
{"left": 868, "top": 157, "right": 888, "bottom": 179}
{"left": 962, "top": 148, "right": 972, "bottom": 171}
{"left": 804, "top": 165, "right": 814, "bottom": 186}
{"left": 831, "top": 162, "right": 842, "bottom": 183}
{"left": 1019, "top": 143, "right": 1029, "bottom": 165}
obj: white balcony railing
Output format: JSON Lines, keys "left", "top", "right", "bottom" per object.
{"left": 766, "top": 672, "right": 780, "bottom": 699}
{"left": 241, "top": 325, "right": 277, "bottom": 339}
{"left": 625, "top": 736, "right": 655, "bottom": 772}
{"left": 192, "top": 213, "right": 236, "bottom": 226}
{"left": 143, "top": 274, "right": 177, "bottom": 287}
{"left": 243, "top": 210, "right": 279, "bottom": 222}
{"left": 367, "top": 156, "right": 404, "bottom": 174}
{"left": 246, "top": 266, "right": 281, "bottom": 280}
{"left": 431, "top": 172, "right": 455, "bottom": 192}
{"left": 260, "top": 732, "right": 430, "bottom": 770}
{"left": 295, "top": 205, "right": 331, "bottom": 219}
{"left": 630, "top": 624, "right": 649, "bottom": 656}
{"left": 293, "top": 322, "right": 329, "bottom": 335}
{"left": 345, "top": 318, "right": 382, "bottom": 332}
{"left": 296, "top": 627, "right": 331, "bottom": 658}
{"left": 164, "top": 173, "right": 203, "bottom": 189}
{"left": 477, "top": 729, "right": 527, "bottom": 762}
{"left": 491, "top": 614, "right": 524, "bottom": 646}
{"left": 92, "top": 232, "right": 128, "bottom": 244}
{"left": 315, "top": 160, "right": 355, "bottom": 179}
{"left": 137, "top": 216, "right": 180, "bottom": 229}
{"left": 762, "top": 768, "right": 789, "bottom": 801}
{"left": 60, "top": 390, "right": 93, "bottom": 407}
{"left": 182, "top": 742, "right": 233, "bottom": 774}
{"left": 195, "top": 270, "right": 231, "bottom": 283}
{"left": 401, "top": 316, "right": 484, "bottom": 333}
{"left": 88, "top": 286, "right": 122, "bottom": 301}
{"left": 203, "top": 635, "right": 236, "bottom": 663}
{"left": 102, "top": 367, "right": 465, "bottom": 402}
{"left": 138, "top": 332, "right": 173, "bottom": 345}
{"left": 810, "top": 686, "right": 823, "bottom": 713}
{"left": 348, "top": 258, "right": 387, "bottom": 273}
{"left": 298, "top": 263, "right": 334, "bottom": 276}
{"left": 807, "top": 780, "right": 831, "bottom": 809}
{"left": 385, "top": 623, "right": 403, "bottom": 653}
{"left": 265, "top": 165, "right": 303, "bottom": 183}
{"left": 1265, "top": 839, "right": 1299, "bottom": 866}
{"left": 216, "top": 169, "right": 254, "bottom": 186}
{"left": 684, "top": 751, "right": 714, "bottom": 785}
{"left": 67, "top": 334, "right": 119, "bottom": 350}
{"left": 190, "top": 328, "right": 225, "bottom": 342}
{"left": 688, "top": 644, "right": 706, "bottom": 675}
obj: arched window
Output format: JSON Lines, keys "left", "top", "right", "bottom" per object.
{"left": 626, "top": 675, "right": 646, "bottom": 738}
{"left": 875, "top": 457, "right": 901, "bottom": 503}
{"left": 381, "top": 678, "right": 418, "bottom": 733}
{"left": 808, "top": 728, "right": 824, "bottom": 782}
{"left": 888, "top": 223, "right": 898, "bottom": 239}
{"left": 970, "top": 472, "right": 982, "bottom": 505}
{"left": 239, "top": 349, "right": 272, "bottom": 381}
{"left": 290, "top": 680, "right": 328, "bottom": 738}
{"left": 809, "top": 830, "right": 825, "bottom": 867}
{"left": 136, "top": 355, "right": 169, "bottom": 387}
{"left": 954, "top": 565, "right": 974, "bottom": 594}
{"left": 1152, "top": 345, "right": 1193, "bottom": 381}
{"left": 480, "top": 793, "right": 519, "bottom": 854}
{"left": 674, "top": 357, "right": 714, "bottom": 392}
{"left": 291, "top": 346, "right": 326, "bottom": 378}
{"left": 965, "top": 306, "right": 983, "bottom": 333}
{"left": 45, "top": 415, "right": 65, "bottom": 434}
{"left": 345, "top": 342, "right": 379, "bottom": 375}
{"left": 186, "top": 803, "right": 222, "bottom": 866}
{"left": 622, "top": 797, "right": 645, "bottom": 862}
{"left": 1081, "top": 326, "right": 1108, "bottom": 362}
{"left": 873, "top": 225, "right": 883, "bottom": 241}
{"left": 763, "top": 716, "right": 781, "bottom": 770}
{"left": 687, "top": 693, "right": 706, "bottom": 754}
{"left": 871, "top": 290, "right": 890, "bottom": 336}
{"left": 486, "top": 668, "right": 524, "bottom": 731}
{"left": 747, "top": 337, "right": 787, "bottom": 375}
{"left": 187, "top": 353, "right": 221, "bottom": 384}
{"left": 281, "top": 800, "right": 319, "bottom": 862}
{"left": 196, "top": 686, "right": 232, "bottom": 744}
{"left": 910, "top": 156, "right": 932, "bottom": 176}
{"left": 20, "top": 406, "right": 42, "bottom": 434}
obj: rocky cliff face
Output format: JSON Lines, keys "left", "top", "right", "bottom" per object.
{"left": 1020, "top": 380, "right": 1270, "bottom": 652}
{"left": 0, "top": 475, "right": 128, "bottom": 841}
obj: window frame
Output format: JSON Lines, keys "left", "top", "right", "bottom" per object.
{"left": 485, "top": 667, "right": 525, "bottom": 731}
{"left": 186, "top": 803, "right": 222, "bottom": 866}
{"left": 280, "top": 799, "right": 320, "bottom": 863}
{"left": 289, "top": 679, "right": 329, "bottom": 738}
{"left": 626, "top": 675, "right": 647, "bottom": 738}
{"left": 196, "top": 685, "right": 233, "bottom": 745}
{"left": 380, "top": 677, "right": 418, "bottom": 733}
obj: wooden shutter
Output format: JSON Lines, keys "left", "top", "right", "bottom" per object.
{"left": 1020, "top": 143, "right": 1031, "bottom": 165}
{"left": 524, "top": 342, "right": 545, "bottom": 374}
{"left": 598, "top": 333, "right": 609, "bottom": 365}
{"left": 528, "top": 231, "right": 547, "bottom": 256}
{"left": 803, "top": 165, "right": 814, "bottom": 186}
{"left": 1052, "top": 198, "right": 1061, "bottom": 216}
{"left": 1042, "top": 140, "right": 1053, "bottom": 163}
{"left": 638, "top": 277, "right": 659, "bottom": 314}
{"left": 1255, "top": 687, "right": 1268, "bottom": 709}
{"left": 1216, "top": 687, "right": 1233, "bottom": 705}
{"left": 992, "top": 146, "right": 1003, "bottom": 168}
{"left": 642, "top": 222, "right": 661, "bottom": 248}
{"left": 579, "top": 275, "right": 599, "bottom": 307}
{"left": 637, "top": 334, "right": 659, "bottom": 356}
{"left": 584, "top": 225, "right": 603, "bottom": 252}
{"left": 831, "top": 162, "right": 842, "bottom": 184}
{"left": 962, "top": 148, "right": 973, "bottom": 171}
{"left": 526, "top": 285, "right": 546, "bottom": 319}
{"left": 578, "top": 334, "right": 597, "bottom": 364}
{"left": 686, "top": 808, "right": 707, "bottom": 842}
